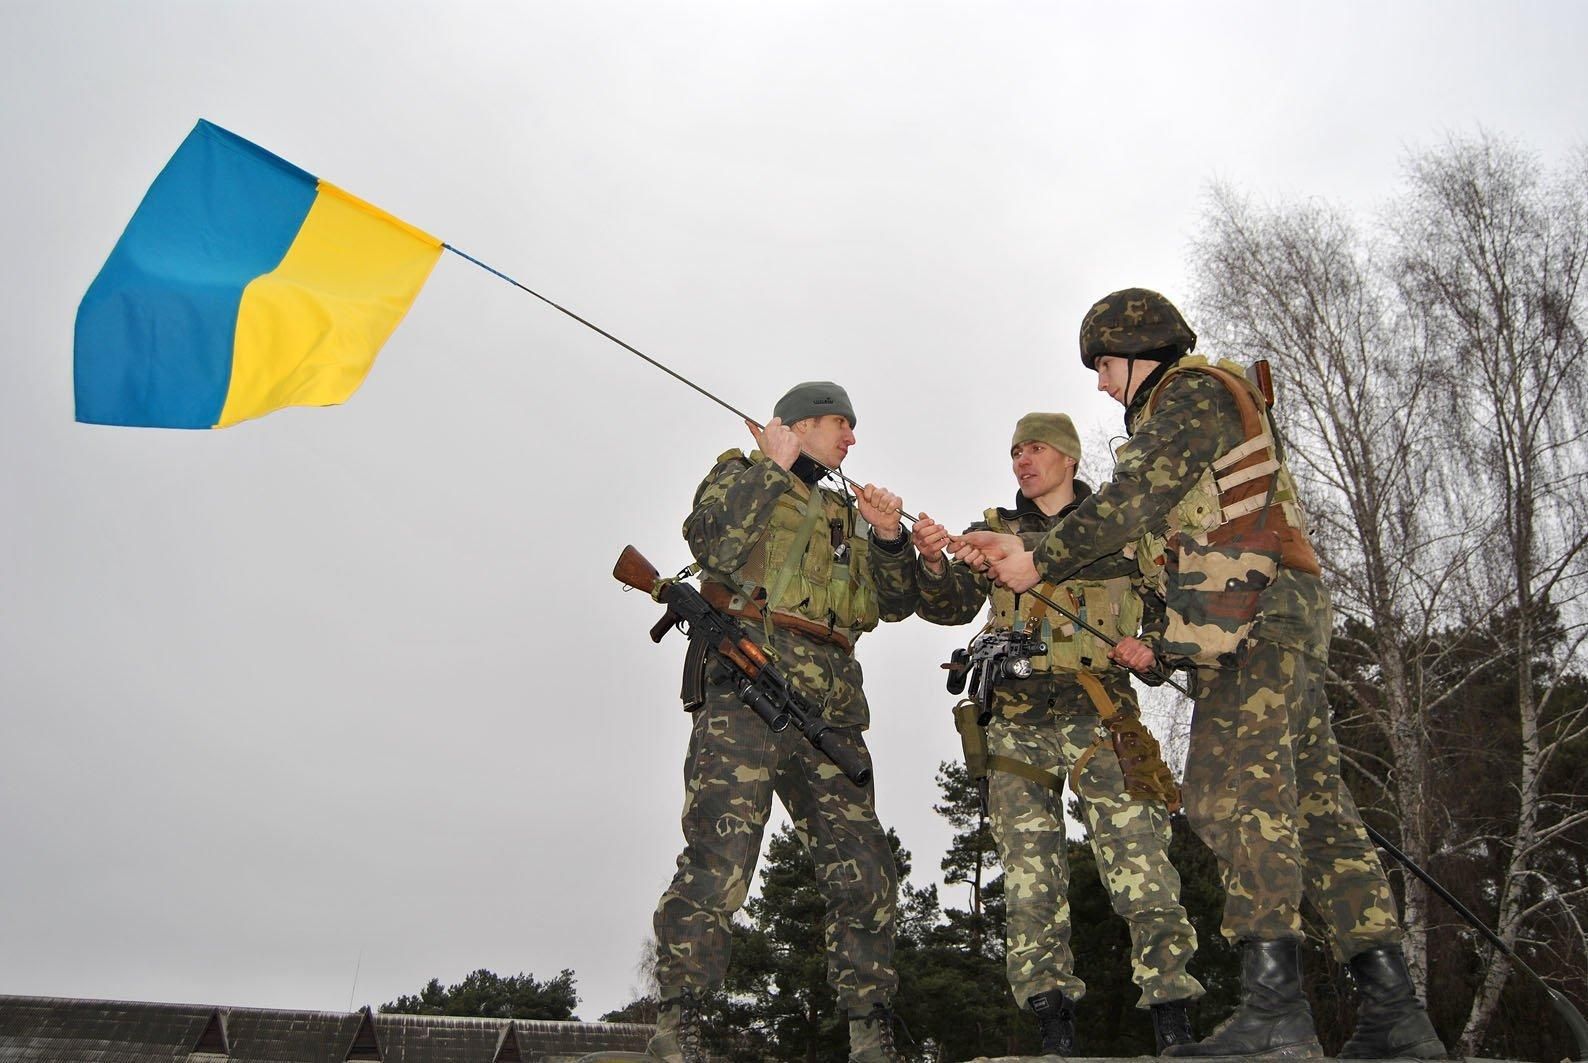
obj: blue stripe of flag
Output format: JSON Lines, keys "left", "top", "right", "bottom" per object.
{"left": 75, "top": 120, "right": 320, "bottom": 428}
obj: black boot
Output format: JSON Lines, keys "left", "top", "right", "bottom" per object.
{"left": 1339, "top": 945, "right": 1446, "bottom": 1059}
{"left": 1152, "top": 999, "right": 1197, "bottom": 1055}
{"left": 1027, "top": 988, "right": 1077, "bottom": 1055}
{"left": 1163, "top": 939, "right": 1322, "bottom": 1059}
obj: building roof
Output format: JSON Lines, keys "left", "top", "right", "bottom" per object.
{"left": 0, "top": 996, "right": 652, "bottom": 1063}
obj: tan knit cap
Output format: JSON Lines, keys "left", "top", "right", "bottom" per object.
{"left": 1011, "top": 412, "right": 1081, "bottom": 462}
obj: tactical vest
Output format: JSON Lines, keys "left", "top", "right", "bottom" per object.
{"left": 983, "top": 509, "right": 1142, "bottom": 673}
{"left": 1130, "top": 357, "right": 1321, "bottom": 583}
{"left": 708, "top": 449, "right": 881, "bottom": 639}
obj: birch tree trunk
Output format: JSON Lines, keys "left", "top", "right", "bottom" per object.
{"left": 1392, "top": 132, "right": 1588, "bottom": 1055}
{"left": 1189, "top": 186, "right": 1472, "bottom": 987}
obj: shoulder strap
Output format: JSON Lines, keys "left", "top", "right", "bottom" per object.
{"left": 1149, "top": 361, "right": 1282, "bottom": 527}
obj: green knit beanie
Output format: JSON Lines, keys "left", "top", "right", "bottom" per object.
{"left": 773, "top": 381, "right": 857, "bottom": 427}
{"left": 1011, "top": 412, "right": 1081, "bottom": 462}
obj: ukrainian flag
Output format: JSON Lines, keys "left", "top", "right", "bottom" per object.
{"left": 75, "top": 120, "right": 443, "bottom": 428}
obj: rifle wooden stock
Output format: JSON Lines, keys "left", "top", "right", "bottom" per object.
{"left": 1247, "top": 359, "right": 1275, "bottom": 408}
{"left": 613, "top": 544, "right": 661, "bottom": 593}
{"left": 615, "top": 544, "right": 872, "bottom": 787}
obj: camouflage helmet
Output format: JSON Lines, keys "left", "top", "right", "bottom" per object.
{"left": 1078, "top": 288, "right": 1197, "bottom": 369}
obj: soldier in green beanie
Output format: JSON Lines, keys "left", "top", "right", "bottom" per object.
{"left": 646, "top": 380, "right": 920, "bottom": 1063}
{"left": 910, "top": 411, "right": 1203, "bottom": 1055}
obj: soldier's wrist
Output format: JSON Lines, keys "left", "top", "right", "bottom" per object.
{"left": 871, "top": 524, "right": 908, "bottom": 552}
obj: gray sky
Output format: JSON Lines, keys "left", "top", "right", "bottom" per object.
{"left": 3, "top": 0, "right": 1586, "bottom": 1022}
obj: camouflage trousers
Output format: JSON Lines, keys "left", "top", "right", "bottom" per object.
{"left": 987, "top": 714, "right": 1203, "bottom": 1007}
{"left": 1183, "top": 640, "right": 1403, "bottom": 957}
{"left": 652, "top": 683, "right": 899, "bottom": 1010}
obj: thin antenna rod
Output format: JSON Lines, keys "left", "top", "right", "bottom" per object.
{"left": 347, "top": 949, "right": 363, "bottom": 1012}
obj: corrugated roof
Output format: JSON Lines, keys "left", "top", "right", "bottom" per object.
{"left": 0, "top": 996, "right": 652, "bottom": 1063}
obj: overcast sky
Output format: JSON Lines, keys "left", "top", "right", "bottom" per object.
{"left": 4, "top": 0, "right": 1587, "bottom": 1023}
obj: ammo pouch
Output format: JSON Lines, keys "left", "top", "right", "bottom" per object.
{"left": 1159, "top": 526, "right": 1280, "bottom": 668}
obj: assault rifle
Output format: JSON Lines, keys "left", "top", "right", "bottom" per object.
{"left": 942, "top": 629, "right": 1049, "bottom": 725}
{"left": 613, "top": 545, "right": 872, "bottom": 787}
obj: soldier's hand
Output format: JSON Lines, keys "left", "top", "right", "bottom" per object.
{"left": 952, "top": 542, "right": 990, "bottom": 573}
{"left": 749, "top": 416, "right": 801, "bottom": 470}
{"left": 911, "top": 512, "right": 950, "bottom": 570}
{"left": 857, "top": 484, "right": 903, "bottom": 541}
{"left": 1110, "top": 636, "right": 1157, "bottom": 673}
{"left": 988, "top": 549, "right": 1040, "bottom": 592}
{"left": 953, "top": 531, "right": 1021, "bottom": 563}
{"left": 955, "top": 531, "right": 1039, "bottom": 592}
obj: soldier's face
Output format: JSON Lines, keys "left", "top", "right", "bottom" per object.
{"left": 1010, "top": 440, "right": 1073, "bottom": 500}
{"left": 1095, "top": 355, "right": 1139, "bottom": 406}
{"left": 793, "top": 414, "right": 856, "bottom": 468}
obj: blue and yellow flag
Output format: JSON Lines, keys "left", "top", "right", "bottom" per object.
{"left": 75, "top": 120, "right": 443, "bottom": 428}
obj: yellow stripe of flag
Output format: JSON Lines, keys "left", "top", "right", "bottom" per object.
{"left": 219, "top": 181, "right": 443, "bottom": 428}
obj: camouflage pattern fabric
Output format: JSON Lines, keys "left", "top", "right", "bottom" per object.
{"left": 653, "top": 675, "right": 899, "bottom": 1008}
{"left": 1079, "top": 287, "right": 1197, "bottom": 368}
{"left": 917, "top": 485, "right": 1162, "bottom": 721}
{"left": 1034, "top": 370, "right": 1318, "bottom": 655}
{"left": 652, "top": 450, "right": 916, "bottom": 1009}
{"left": 914, "top": 490, "right": 1200, "bottom": 1005}
{"left": 683, "top": 450, "right": 919, "bottom": 726}
{"left": 1158, "top": 527, "right": 1280, "bottom": 665}
{"left": 1031, "top": 363, "right": 1406, "bottom": 954}
{"left": 1183, "top": 634, "right": 1402, "bottom": 956}
{"left": 986, "top": 683, "right": 1204, "bottom": 1007}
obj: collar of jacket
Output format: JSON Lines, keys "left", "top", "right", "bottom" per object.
{"left": 995, "top": 479, "right": 1093, "bottom": 526}
{"left": 1124, "top": 358, "right": 1179, "bottom": 432}
{"left": 789, "top": 452, "right": 830, "bottom": 484}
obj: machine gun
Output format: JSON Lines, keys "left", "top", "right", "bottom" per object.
{"left": 613, "top": 545, "right": 872, "bottom": 787}
{"left": 942, "top": 628, "right": 1049, "bottom": 725}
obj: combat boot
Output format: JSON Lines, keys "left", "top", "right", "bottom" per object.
{"left": 1027, "top": 988, "right": 1077, "bottom": 1055}
{"left": 1164, "top": 939, "right": 1322, "bottom": 1059}
{"left": 848, "top": 1002, "right": 905, "bottom": 1063}
{"left": 1339, "top": 945, "right": 1446, "bottom": 1059}
{"left": 1151, "top": 999, "right": 1196, "bottom": 1054}
{"left": 646, "top": 987, "right": 705, "bottom": 1063}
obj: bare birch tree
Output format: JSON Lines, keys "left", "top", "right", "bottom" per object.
{"left": 1187, "top": 185, "right": 1486, "bottom": 988}
{"left": 1392, "top": 132, "right": 1588, "bottom": 1055}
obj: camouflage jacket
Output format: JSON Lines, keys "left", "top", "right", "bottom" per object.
{"left": 917, "top": 483, "right": 1153, "bottom": 721}
{"left": 1032, "top": 369, "right": 1331, "bottom": 661}
{"left": 682, "top": 448, "right": 920, "bottom": 726}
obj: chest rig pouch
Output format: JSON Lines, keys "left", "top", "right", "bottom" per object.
{"left": 984, "top": 510, "right": 1142, "bottom": 676}
{"left": 735, "top": 466, "right": 880, "bottom": 637}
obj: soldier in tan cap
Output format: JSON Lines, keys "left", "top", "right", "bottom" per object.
{"left": 964, "top": 290, "right": 1445, "bottom": 1061}
{"left": 910, "top": 411, "right": 1203, "bottom": 1055}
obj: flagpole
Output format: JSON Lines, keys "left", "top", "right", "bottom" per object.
{"left": 441, "top": 244, "right": 1193, "bottom": 697}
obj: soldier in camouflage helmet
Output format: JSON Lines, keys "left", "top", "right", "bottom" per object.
{"left": 961, "top": 290, "right": 1445, "bottom": 1061}
{"left": 646, "top": 381, "right": 920, "bottom": 1063}
{"left": 908, "top": 411, "right": 1203, "bottom": 1055}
